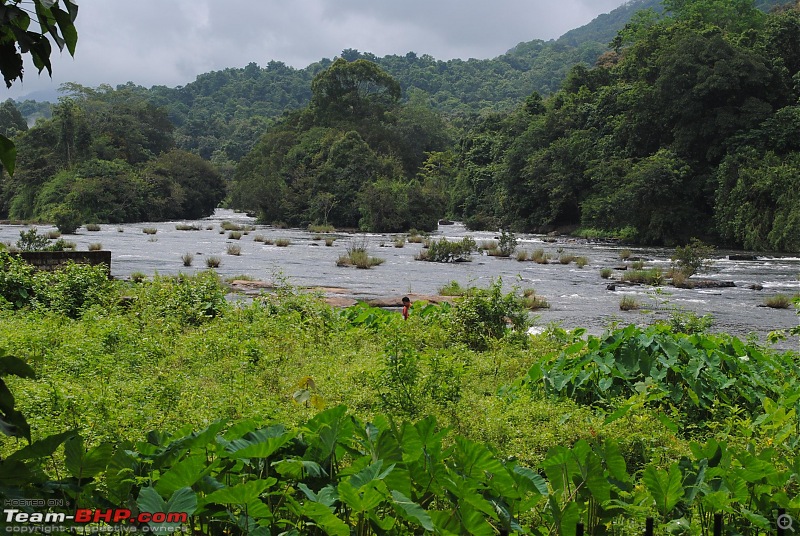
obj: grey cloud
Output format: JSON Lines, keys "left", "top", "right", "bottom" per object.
{"left": 4, "top": 0, "right": 627, "bottom": 100}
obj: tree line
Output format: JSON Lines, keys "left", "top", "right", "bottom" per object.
{"left": 2, "top": 0, "right": 799, "bottom": 251}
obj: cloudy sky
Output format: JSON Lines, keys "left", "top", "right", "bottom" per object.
{"left": 5, "top": 0, "right": 627, "bottom": 101}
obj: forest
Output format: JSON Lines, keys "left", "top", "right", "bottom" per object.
{"left": 1, "top": 0, "right": 800, "bottom": 248}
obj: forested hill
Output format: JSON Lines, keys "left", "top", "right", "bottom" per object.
{"left": 109, "top": 0, "right": 658, "bottom": 164}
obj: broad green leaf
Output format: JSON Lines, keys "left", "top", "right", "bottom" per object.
{"left": 64, "top": 436, "right": 113, "bottom": 479}
{"left": 512, "top": 465, "right": 549, "bottom": 496}
{"left": 0, "top": 135, "right": 16, "bottom": 176}
{"left": 154, "top": 454, "right": 214, "bottom": 496}
{"left": 7, "top": 430, "right": 76, "bottom": 462}
{"left": 301, "top": 501, "right": 349, "bottom": 536}
{"left": 391, "top": 490, "right": 434, "bottom": 531}
{"left": 204, "top": 478, "right": 276, "bottom": 505}
{"left": 643, "top": 464, "right": 684, "bottom": 517}
{"left": 0, "top": 355, "right": 35, "bottom": 378}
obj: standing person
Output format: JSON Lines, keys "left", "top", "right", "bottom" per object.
{"left": 401, "top": 296, "right": 411, "bottom": 320}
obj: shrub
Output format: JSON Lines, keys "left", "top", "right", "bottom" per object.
{"left": 532, "top": 249, "right": 549, "bottom": 264}
{"left": 130, "top": 271, "right": 147, "bottom": 283}
{"left": 221, "top": 221, "right": 243, "bottom": 231}
{"left": 88, "top": 243, "right": 102, "bottom": 251}
{"left": 620, "top": 249, "right": 632, "bottom": 260}
{"left": 226, "top": 244, "right": 242, "bottom": 256}
{"left": 600, "top": 268, "right": 613, "bottom": 279}
{"left": 575, "top": 256, "right": 589, "bottom": 268}
{"left": 439, "top": 280, "right": 467, "bottom": 296}
{"left": 417, "top": 237, "right": 477, "bottom": 262}
{"left": 128, "top": 271, "right": 228, "bottom": 325}
{"left": 228, "top": 231, "right": 242, "bottom": 240}
{"left": 446, "top": 279, "right": 530, "bottom": 350}
{"left": 559, "top": 254, "right": 575, "bottom": 265}
{"left": 622, "top": 268, "right": 663, "bottom": 285}
{"left": 206, "top": 256, "right": 221, "bottom": 268}
{"left": 480, "top": 240, "right": 498, "bottom": 251}
{"left": 45, "top": 230, "right": 61, "bottom": 239}
{"left": 32, "top": 262, "right": 114, "bottom": 318}
{"left": 275, "top": 238, "right": 290, "bottom": 247}
{"left": 337, "top": 244, "right": 384, "bottom": 269}
{"left": 50, "top": 205, "right": 82, "bottom": 234}
{"left": 522, "top": 288, "right": 549, "bottom": 310}
{"left": 181, "top": 253, "right": 194, "bottom": 267}
{"left": 16, "top": 228, "right": 50, "bottom": 251}
{"left": 516, "top": 250, "right": 529, "bottom": 261}
{"left": 393, "top": 236, "right": 405, "bottom": 248}
{"left": 497, "top": 229, "right": 518, "bottom": 257}
{"left": 176, "top": 223, "right": 200, "bottom": 231}
{"left": 672, "top": 238, "right": 715, "bottom": 277}
{"left": 0, "top": 251, "right": 36, "bottom": 308}
{"left": 619, "top": 296, "right": 640, "bottom": 310}
{"left": 85, "top": 223, "right": 101, "bottom": 232}
{"left": 325, "top": 237, "right": 335, "bottom": 247}
{"left": 253, "top": 234, "right": 265, "bottom": 242}
{"left": 142, "top": 227, "right": 157, "bottom": 235}
{"left": 764, "top": 294, "right": 791, "bottom": 309}
{"left": 308, "top": 223, "right": 335, "bottom": 233}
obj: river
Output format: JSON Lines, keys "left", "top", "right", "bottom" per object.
{"left": 1, "top": 209, "right": 798, "bottom": 348}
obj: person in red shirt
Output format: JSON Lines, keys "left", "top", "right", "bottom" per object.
{"left": 401, "top": 296, "right": 411, "bottom": 320}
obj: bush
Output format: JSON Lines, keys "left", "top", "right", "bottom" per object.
{"left": 619, "top": 296, "right": 640, "bottom": 310}
{"left": 142, "top": 227, "right": 157, "bottom": 235}
{"left": 15, "top": 228, "right": 50, "bottom": 252}
{"left": 226, "top": 244, "right": 242, "bottom": 256}
{"left": 85, "top": 223, "right": 101, "bottom": 232}
{"left": 417, "top": 237, "right": 477, "bottom": 262}
{"left": 128, "top": 271, "right": 229, "bottom": 326}
{"left": 275, "top": 238, "right": 290, "bottom": 247}
{"left": 88, "top": 243, "right": 102, "bottom": 251}
{"left": 50, "top": 205, "right": 82, "bottom": 234}
{"left": 32, "top": 262, "right": 113, "bottom": 318}
{"left": 672, "top": 238, "right": 715, "bottom": 277}
{"left": 600, "top": 268, "right": 613, "bottom": 279}
{"left": 0, "top": 251, "right": 36, "bottom": 308}
{"left": 446, "top": 279, "right": 530, "bottom": 350}
{"left": 439, "top": 280, "right": 467, "bottom": 296}
{"left": 228, "top": 231, "right": 242, "bottom": 240}
{"left": 764, "top": 294, "right": 791, "bottom": 309}
{"left": 181, "top": 253, "right": 194, "bottom": 267}
{"left": 206, "top": 256, "right": 221, "bottom": 268}
{"left": 497, "top": 229, "right": 518, "bottom": 257}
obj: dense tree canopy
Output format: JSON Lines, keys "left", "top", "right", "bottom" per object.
{"left": 1, "top": 85, "right": 224, "bottom": 225}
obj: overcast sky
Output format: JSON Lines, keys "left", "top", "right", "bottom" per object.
{"left": 5, "top": 0, "right": 627, "bottom": 101}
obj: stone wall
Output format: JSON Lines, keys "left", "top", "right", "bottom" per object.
{"left": 17, "top": 251, "right": 111, "bottom": 275}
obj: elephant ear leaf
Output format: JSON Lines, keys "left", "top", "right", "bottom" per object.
{"left": 0, "top": 354, "right": 36, "bottom": 441}
{"left": 643, "top": 464, "right": 684, "bottom": 518}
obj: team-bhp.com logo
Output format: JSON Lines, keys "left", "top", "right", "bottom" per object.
{"left": 4, "top": 508, "right": 188, "bottom": 532}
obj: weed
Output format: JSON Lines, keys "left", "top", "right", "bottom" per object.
{"left": 206, "top": 256, "right": 221, "bottom": 268}
{"left": 226, "top": 244, "right": 242, "bottom": 256}
{"left": 516, "top": 250, "right": 529, "bottom": 261}
{"left": 532, "top": 249, "right": 550, "bottom": 264}
{"left": 620, "top": 249, "right": 632, "bottom": 260}
{"left": 600, "top": 268, "right": 613, "bottom": 279}
{"left": 88, "top": 243, "right": 102, "bottom": 251}
{"left": 130, "top": 271, "right": 147, "bottom": 283}
{"left": 559, "top": 254, "right": 576, "bottom": 265}
{"left": 575, "top": 256, "right": 589, "bottom": 268}
{"left": 522, "top": 288, "right": 550, "bottom": 309}
{"left": 176, "top": 223, "right": 201, "bottom": 231}
{"left": 181, "top": 253, "right": 194, "bottom": 267}
{"left": 764, "top": 294, "right": 791, "bottom": 309}
{"left": 393, "top": 236, "right": 405, "bottom": 248}
{"left": 85, "top": 223, "right": 101, "bottom": 232}
{"left": 622, "top": 268, "right": 664, "bottom": 285}
{"left": 45, "top": 230, "right": 61, "bottom": 239}
{"left": 619, "top": 295, "right": 640, "bottom": 310}
{"left": 253, "top": 234, "right": 265, "bottom": 242}
{"left": 142, "top": 227, "right": 157, "bottom": 235}
{"left": 325, "top": 237, "right": 335, "bottom": 247}
{"left": 228, "top": 231, "right": 242, "bottom": 240}
{"left": 439, "top": 280, "right": 467, "bottom": 296}
{"left": 275, "top": 238, "right": 290, "bottom": 247}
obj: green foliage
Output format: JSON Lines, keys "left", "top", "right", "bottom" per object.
{"left": 127, "top": 271, "right": 229, "bottom": 326}
{"left": 672, "top": 238, "right": 715, "bottom": 277}
{"left": 0, "top": 273, "right": 798, "bottom": 534}
{"left": 417, "top": 236, "right": 477, "bottom": 262}
{"left": 15, "top": 228, "right": 50, "bottom": 252}
{"left": 523, "top": 323, "right": 799, "bottom": 425}
{"left": 446, "top": 279, "right": 531, "bottom": 350}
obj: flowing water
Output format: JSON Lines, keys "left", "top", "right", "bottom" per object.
{"left": 2, "top": 209, "right": 798, "bottom": 348}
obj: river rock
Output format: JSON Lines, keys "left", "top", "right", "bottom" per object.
{"left": 674, "top": 279, "right": 736, "bottom": 289}
{"left": 729, "top": 254, "right": 758, "bottom": 261}
{"left": 747, "top": 283, "right": 763, "bottom": 291}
